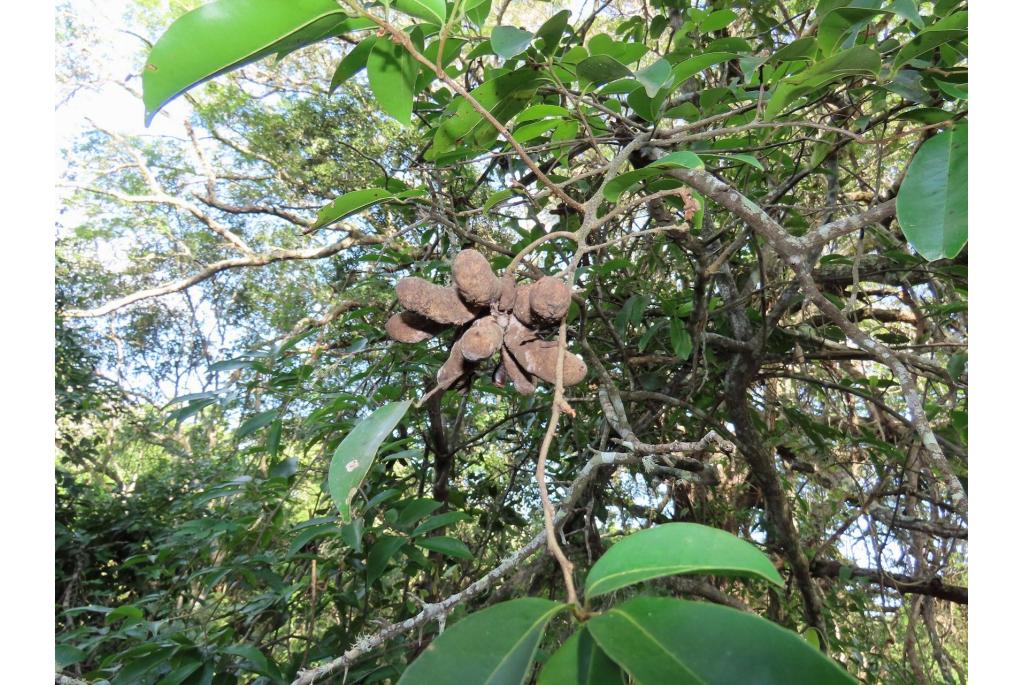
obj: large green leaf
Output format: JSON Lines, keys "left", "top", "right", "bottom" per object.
{"left": 396, "top": 599, "right": 568, "bottom": 685}
{"left": 537, "top": 629, "right": 624, "bottom": 685}
{"left": 896, "top": 123, "right": 967, "bottom": 261}
{"left": 367, "top": 535, "right": 407, "bottom": 585}
{"left": 416, "top": 535, "right": 473, "bottom": 559}
{"left": 328, "top": 400, "right": 411, "bottom": 523}
{"left": 763, "top": 45, "right": 880, "bottom": 120}
{"left": 817, "top": 8, "right": 893, "bottom": 55}
{"left": 492, "top": 26, "right": 534, "bottom": 59}
{"left": 313, "top": 188, "right": 396, "bottom": 230}
{"left": 428, "top": 69, "right": 545, "bottom": 159}
{"left": 587, "top": 598, "right": 856, "bottom": 685}
{"left": 395, "top": 0, "right": 447, "bottom": 25}
{"left": 143, "top": 0, "right": 365, "bottom": 124}
{"left": 602, "top": 151, "right": 703, "bottom": 202}
{"left": 634, "top": 58, "right": 672, "bottom": 97}
{"left": 670, "top": 52, "right": 736, "bottom": 89}
{"left": 368, "top": 36, "right": 417, "bottom": 125}
{"left": 330, "top": 36, "right": 377, "bottom": 93}
{"left": 577, "top": 55, "right": 633, "bottom": 86}
{"left": 584, "top": 523, "right": 783, "bottom": 599}
{"left": 893, "top": 12, "right": 968, "bottom": 71}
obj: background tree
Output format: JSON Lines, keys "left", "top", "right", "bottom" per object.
{"left": 56, "top": 1, "right": 967, "bottom": 683}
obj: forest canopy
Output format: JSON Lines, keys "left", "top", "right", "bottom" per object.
{"left": 55, "top": 1, "right": 968, "bottom": 683}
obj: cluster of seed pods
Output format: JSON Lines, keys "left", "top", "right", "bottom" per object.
{"left": 385, "top": 249, "right": 587, "bottom": 397}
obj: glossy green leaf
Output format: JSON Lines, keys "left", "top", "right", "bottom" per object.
{"left": 515, "top": 104, "right": 573, "bottom": 123}
{"left": 588, "top": 597, "right": 857, "bottom": 685}
{"left": 314, "top": 188, "right": 395, "bottom": 229}
{"left": 763, "top": 46, "right": 880, "bottom": 120}
{"left": 700, "top": 9, "right": 737, "bottom": 33}
{"left": 890, "top": 0, "right": 925, "bottom": 30}
{"left": 492, "top": 26, "right": 534, "bottom": 59}
{"left": 770, "top": 36, "right": 816, "bottom": 63}
{"left": 893, "top": 12, "right": 967, "bottom": 71}
{"left": 367, "top": 535, "right": 407, "bottom": 585}
{"left": 328, "top": 401, "right": 411, "bottom": 523}
{"left": 466, "top": 0, "right": 492, "bottom": 27}
{"left": 896, "top": 123, "right": 967, "bottom": 261}
{"left": 330, "top": 36, "right": 377, "bottom": 93}
{"left": 143, "top": 0, "right": 355, "bottom": 124}
{"left": 155, "top": 661, "right": 203, "bottom": 685}
{"left": 56, "top": 644, "right": 87, "bottom": 669}
{"left": 584, "top": 523, "right": 783, "bottom": 598}
{"left": 416, "top": 535, "right": 473, "bottom": 559}
{"left": 669, "top": 319, "right": 692, "bottom": 360}
{"left": 818, "top": 8, "right": 892, "bottom": 55}
{"left": 396, "top": 598, "right": 567, "bottom": 685}
{"left": 236, "top": 409, "right": 276, "bottom": 439}
{"left": 697, "top": 152, "right": 764, "bottom": 171}
{"left": 112, "top": 647, "right": 176, "bottom": 685}
{"left": 536, "top": 10, "right": 572, "bottom": 54}
{"left": 412, "top": 511, "right": 473, "bottom": 536}
{"left": 395, "top": 0, "right": 447, "bottom": 25}
{"left": 538, "top": 629, "right": 624, "bottom": 685}
{"left": 635, "top": 58, "right": 672, "bottom": 97}
{"left": 671, "top": 52, "right": 735, "bottom": 89}
{"left": 577, "top": 55, "right": 633, "bottom": 86}
{"left": 429, "top": 69, "right": 545, "bottom": 158}
{"left": 368, "top": 36, "right": 417, "bottom": 125}
{"left": 652, "top": 151, "right": 704, "bottom": 170}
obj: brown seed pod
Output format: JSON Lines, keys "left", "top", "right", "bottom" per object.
{"left": 452, "top": 249, "right": 501, "bottom": 307}
{"left": 461, "top": 317, "right": 503, "bottom": 361}
{"left": 496, "top": 276, "right": 517, "bottom": 312}
{"left": 385, "top": 311, "right": 448, "bottom": 343}
{"left": 396, "top": 277, "right": 478, "bottom": 325}
{"left": 435, "top": 338, "right": 471, "bottom": 392}
{"left": 505, "top": 318, "right": 587, "bottom": 386}
{"left": 529, "top": 276, "right": 571, "bottom": 324}
{"left": 500, "top": 345, "right": 536, "bottom": 395}
{"left": 512, "top": 282, "right": 535, "bottom": 327}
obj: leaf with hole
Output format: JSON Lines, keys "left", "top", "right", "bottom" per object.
{"left": 588, "top": 597, "right": 856, "bottom": 684}
{"left": 585, "top": 523, "right": 783, "bottom": 599}
{"left": 896, "top": 123, "right": 967, "bottom": 261}
{"left": 328, "top": 401, "right": 411, "bottom": 523}
{"left": 396, "top": 598, "right": 567, "bottom": 684}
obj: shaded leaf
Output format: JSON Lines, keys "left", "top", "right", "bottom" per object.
{"left": 395, "top": 0, "right": 447, "bottom": 25}
{"left": 330, "top": 36, "right": 377, "bottom": 93}
{"left": 416, "top": 535, "right": 473, "bottom": 559}
{"left": 588, "top": 597, "right": 856, "bottom": 684}
{"left": 396, "top": 599, "right": 567, "bottom": 684}
{"left": 538, "top": 629, "right": 624, "bottom": 685}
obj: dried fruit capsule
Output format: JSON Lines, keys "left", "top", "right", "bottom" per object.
{"left": 452, "top": 249, "right": 501, "bottom": 307}
{"left": 504, "top": 318, "right": 587, "bottom": 386}
{"left": 396, "top": 277, "right": 478, "bottom": 325}
{"left": 385, "top": 311, "right": 447, "bottom": 343}
{"left": 460, "top": 317, "right": 503, "bottom": 361}
{"left": 529, "top": 276, "right": 571, "bottom": 324}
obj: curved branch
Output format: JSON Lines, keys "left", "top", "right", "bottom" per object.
{"left": 64, "top": 232, "right": 382, "bottom": 318}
